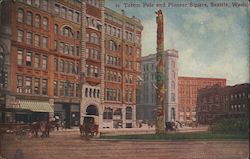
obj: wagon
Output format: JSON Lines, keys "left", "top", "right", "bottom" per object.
{"left": 79, "top": 115, "right": 99, "bottom": 138}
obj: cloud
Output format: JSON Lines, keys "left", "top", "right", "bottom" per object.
{"left": 106, "top": 0, "right": 249, "bottom": 85}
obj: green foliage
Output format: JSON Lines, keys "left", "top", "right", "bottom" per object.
{"left": 209, "top": 118, "right": 249, "bottom": 133}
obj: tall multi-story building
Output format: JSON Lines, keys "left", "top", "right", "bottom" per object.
{"left": 178, "top": 76, "right": 226, "bottom": 123}
{"left": 197, "top": 83, "right": 249, "bottom": 124}
{"left": 0, "top": 0, "right": 143, "bottom": 129}
{"left": 137, "top": 49, "right": 178, "bottom": 123}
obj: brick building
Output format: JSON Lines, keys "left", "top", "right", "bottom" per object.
{"left": 0, "top": 0, "right": 143, "bottom": 129}
{"left": 178, "top": 77, "right": 226, "bottom": 123}
{"left": 197, "top": 83, "right": 250, "bottom": 124}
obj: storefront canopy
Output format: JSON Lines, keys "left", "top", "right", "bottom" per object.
{"left": 19, "top": 100, "right": 53, "bottom": 113}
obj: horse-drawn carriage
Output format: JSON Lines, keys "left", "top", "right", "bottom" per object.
{"left": 79, "top": 115, "right": 99, "bottom": 138}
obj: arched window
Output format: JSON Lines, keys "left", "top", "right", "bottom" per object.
{"left": 35, "top": 14, "right": 40, "bottom": 28}
{"left": 43, "top": 17, "right": 48, "bottom": 30}
{"left": 113, "top": 108, "right": 122, "bottom": 119}
{"left": 62, "top": 26, "right": 73, "bottom": 38}
{"left": 27, "top": 11, "right": 33, "bottom": 25}
{"left": 18, "top": 8, "right": 24, "bottom": 23}
{"left": 90, "top": 33, "right": 99, "bottom": 44}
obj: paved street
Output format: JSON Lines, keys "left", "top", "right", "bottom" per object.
{"left": 1, "top": 131, "right": 249, "bottom": 159}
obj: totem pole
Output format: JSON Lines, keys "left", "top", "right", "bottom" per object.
{"left": 155, "top": 10, "right": 165, "bottom": 133}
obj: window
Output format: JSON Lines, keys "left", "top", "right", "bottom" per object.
{"left": 27, "top": 0, "right": 32, "bottom": 5}
{"left": 65, "top": 82, "right": 69, "bottom": 96}
{"left": 34, "top": 54, "right": 40, "bottom": 68}
{"left": 35, "top": 15, "right": 40, "bottom": 28}
{"left": 103, "top": 108, "right": 113, "bottom": 120}
{"left": 17, "top": 49, "right": 23, "bottom": 65}
{"left": 60, "top": 60, "right": 64, "bottom": 72}
{"left": 54, "top": 80, "right": 58, "bottom": 96}
{"left": 171, "top": 93, "right": 175, "bottom": 102}
{"left": 136, "top": 48, "right": 140, "bottom": 58}
{"left": 76, "top": 63, "right": 79, "bottom": 74}
{"left": 26, "top": 51, "right": 32, "bottom": 67}
{"left": 26, "top": 32, "right": 32, "bottom": 45}
{"left": 54, "top": 24, "right": 58, "bottom": 35}
{"left": 61, "top": 7, "right": 66, "bottom": 18}
{"left": 42, "top": 37, "right": 48, "bottom": 48}
{"left": 17, "top": 30, "right": 24, "bottom": 42}
{"left": 171, "top": 81, "right": 175, "bottom": 90}
{"left": 69, "top": 83, "right": 74, "bottom": 96}
{"left": 41, "top": 0, "right": 48, "bottom": 11}
{"left": 76, "top": 46, "right": 79, "bottom": 56}
{"left": 54, "top": 40, "right": 58, "bottom": 51}
{"left": 126, "top": 107, "right": 132, "bottom": 120}
{"left": 85, "top": 88, "right": 88, "bottom": 97}
{"left": 54, "top": 58, "right": 58, "bottom": 72}
{"left": 25, "top": 77, "right": 32, "bottom": 94}
{"left": 74, "top": 12, "right": 80, "bottom": 23}
{"left": 76, "top": 31, "right": 80, "bottom": 39}
{"left": 62, "top": 26, "right": 73, "bottom": 38}
{"left": 90, "top": 33, "right": 99, "bottom": 44}
{"left": 42, "top": 55, "right": 48, "bottom": 69}
{"left": 60, "top": 42, "right": 64, "bottom": 53}
{"left": 65, "top": 61, "right": 69, "bottom": 73}
{"left": 27, "top": 11, "right": 33, "bottom": 25}
{"left": 43, "top": 17, "right": 48, "bottom": 30}
{"left": 68, "top": 10, "right": 73, "bottom": 21}
{"left": 18, "top": 9, "right": 24, "bottom": 23}
{"left": 65, "top": 44, "right": 69, "bottom": 54}
{"left": 70, "top": 62, "right": 74, "bottom": 74}
{"left": 34, "top": 0, "right": 40, "bottom": 7}
{"left": 54, "top": 4, "right": 60, "bottom": 14}
{"left": 76, "top": 84, "right": 79, "bottom": 97}
{"left": 42, "top": 79, "right": 48, "bottom": 95}
{"left": 34, "top": 78, "right": 40, "bottom": 95}
{"left": 17, "top": 75, "right": 23, "bottom": 93}
{"left": 34, "top": 34, "right": 40, "bottom": 47}
{"left": 70, "top": 46, "right": 74, "bottom": 55}
{"left": 60, "top": 81, "right": 64, "bottom": 96}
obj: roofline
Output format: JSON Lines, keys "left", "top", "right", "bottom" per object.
{"left": 178, "top": 76, "right": 227, "bottom": 81}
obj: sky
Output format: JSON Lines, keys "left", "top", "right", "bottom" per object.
{"left": 106, "top": 0, "right": 249, "bottom": 85}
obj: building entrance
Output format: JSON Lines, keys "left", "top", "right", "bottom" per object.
{"left": 86, "top": 105, "right": 98, "bottom": 116}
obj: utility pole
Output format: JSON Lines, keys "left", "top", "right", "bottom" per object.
{"left": 155, "top": 10, "right": 165, "bottom": 134}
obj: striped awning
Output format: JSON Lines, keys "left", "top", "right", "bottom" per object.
{"left": 19, "top": 100, "right": 53, "bottom": 113}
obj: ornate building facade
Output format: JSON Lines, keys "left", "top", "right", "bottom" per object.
{"left": 137, "top": 49, "right": 178, "bottom": 123}
{"left": 178, "top": 77, "right": 226, "bottom": 123}
{"left": 0, "top": 0, "right": 143, "bottom": 129}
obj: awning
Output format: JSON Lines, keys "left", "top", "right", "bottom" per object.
{"left": 19, "top": 100, "right": 53, "bottom": 113}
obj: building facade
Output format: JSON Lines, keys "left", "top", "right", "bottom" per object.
{"left": 178, "top": 77, "right": 226, "bottom": 123}
{"left": 0, "top": 0, "right": 143, "bottom": 129}
{"left": 137, "top": 49, "right": 178, "bottom": 123}
{"left": 197, "top": 83, "right": 250, "bottom": 124}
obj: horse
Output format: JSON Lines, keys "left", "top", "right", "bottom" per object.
{"left": 79, "top": 123, "right": 98, "bottom": 138}
{"left": 30, "top": 122, "right": 41, "bottom": 137}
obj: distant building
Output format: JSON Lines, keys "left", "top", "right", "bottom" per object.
{"left": 137, "top": 49, "right": 178, "bottom": 123}
{"left": 178, "top": 77, "right": 226, "bottom": 123}
{"left": 197, "top": 83, "right": 250, "bottom": 124}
